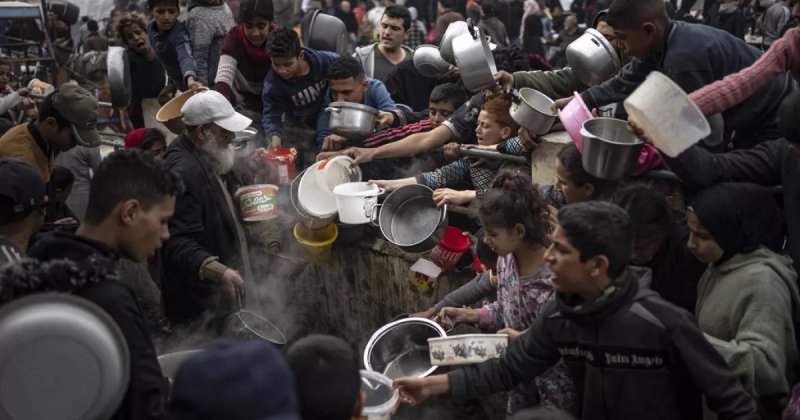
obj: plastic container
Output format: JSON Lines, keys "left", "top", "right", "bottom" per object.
{"left": 428, "top": 334, "right": 509, "bottom": 366}
{"left": 408, "top": 258, "right": 443, "bottom": 297}
{"left": 333, "top": 182, "right": 383, "bottom": 225}
{"left": 297, "top": 161, "right": 339, "bottom": 219}
{"left": 263, "top": 148, "right": 297, "bottom": 185}
{"left": 624, "top": 71, "right": 711, "bottom": 157}
{"left": 315, "top": 155, "right": 361, "bottom": 193}
{"left": 293, "top": 223, "right": 338, "bottom": 263}
{"left": 560, "top": 91, "right": 593, "bottom": 147}
{"left": 429, "top": 226, "right": 470, "bottom": 271}
{"left": 235, "top": 184, "right": 278, "bottom": 221}
{"left": 360, "top": 370, "right": 399, "bottom": 420}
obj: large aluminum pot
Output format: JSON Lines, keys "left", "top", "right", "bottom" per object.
{"left": 107, "top": 46, "right": 131, "bottom": 108}
{"left": 325, "top": 102, "right": 379, "bottom": 139}
{"left": 439, "top": 21, "right": 469, "bottom": 65}
{"left": 510, "top": 88, "right": 558, "bottom": 135}
{"left": 232, "top": 127, "right": 259, "bottom": 159}
{"left": 370, "top": 184, "right": 448, "bottom": 253}
{"left": 413, "top": 44, "right": 451, "bottom": 79}
{"left": 302, "top": 10, "right": 349, "bottom": 55}
{"left": 0, "top": 293, "right": 130, "bottom": 420}
{"left": 581, "top": 117, "right": 644, "bottom": 181}
{"left": 363, "top": 317, "right": 447, "bottom": 379}
{"left": 452, "top": 21, "right": 497, "bottom": 92}
{"left": 566, "top": 28, "right": 621, "bottom": 87}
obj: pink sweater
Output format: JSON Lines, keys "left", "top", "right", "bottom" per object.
{"left": 689, "top": 28, "right": 800, "bottom": 116}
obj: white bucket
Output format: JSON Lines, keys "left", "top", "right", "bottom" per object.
{"left": 333, "top": 182, "right": 383, "bottom": 225}
{"left": 623, "top": 71, "right": 711, "bottom": 157}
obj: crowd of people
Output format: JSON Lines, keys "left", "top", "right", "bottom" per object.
{"left": 0, "top": 0, "right": 799, "bottom": 418}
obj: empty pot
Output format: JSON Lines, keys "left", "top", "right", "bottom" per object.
{"left": 413, "top": 44, "right": 451, "bottom": 79}
{"left": 370, "top": 184, "right": 448, "bottom": 253}
{"left": 566, "top": 28, "right": 621, "bottom": 86}
{"left": 510, "top": 88, "right": 559, "bottom": 135}
{"left": 333, "top": 182, "right": 383, "bottom": 225}
{"left": 325, "top": 102, "right": 379, "bottom": 139}
{"left": 581, "top": 117, "right": 644, "bottom": 181}
{"left": 363, "top": 317, "right": 447, "bottom": 379}
{"left": 439, "top": 21, "right": 469, "bottom": 65}
{"left": 452, "top": 20, "right": 497, "bottom": 92}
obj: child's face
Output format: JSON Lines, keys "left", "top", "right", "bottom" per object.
{"left": 144, "top": 140, "right": 167, "bottom": 159}
{"left": 54, "top": 184, "right": 73, "bottom": 203}
{"left": 686, "top": 210, "right": 724, "bottom": 264}
{"left": 611, "top": 23, "right": 656, "bottom": 60}
{"left": 243, "top": 17, "right": 272, "bottom": 46}
{"left": 481, "top": 223, "right": 523, "bottom": 257}
{"left": 271, "top": 53, "right": 303, "bottom": 80}
{"left": 0, "top": 65, "right": 12, "bottom": 89}
{"left": 427, "top": 100, "right": 456, "bottom": 128}
{"left": 555, "top": 158, "right": 590, "bottom": 204}
{"left": 474, "top": 110, "right": 511, "bottom": 146}
{"left": 123, "top": 24, "right": 152, "bottom": 55}
{"left": 151, "top": 3, "right": 179, "bottom": 32}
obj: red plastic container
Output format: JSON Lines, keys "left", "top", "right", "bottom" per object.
{"left": 430, "top": 227, "right": 471, "bottom": 271}
{"left": 264, "top": 148, "right": 297, "bottom": 185}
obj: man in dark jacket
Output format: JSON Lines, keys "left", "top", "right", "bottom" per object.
{"left": 0, "top": 158, "right": 47, "bottom": 265}
{"left": 394, "top": 202, "right": 759, "bottom": 420}
{"left": 569, "top": 0, "right": 792, "bottom": 149}
{"left": 28, "top": 149, "right": 184, "bottom": 420}
{"left": 161, "top": 89, "right": 253, "bottom": 331}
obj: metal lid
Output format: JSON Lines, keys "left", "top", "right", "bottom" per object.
{"left": 327, "top": 102, "right": 380, "bottom": 116}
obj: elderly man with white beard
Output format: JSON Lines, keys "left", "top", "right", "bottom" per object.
{"left": 161, "top": 90, "right": 255, "bottom": 334}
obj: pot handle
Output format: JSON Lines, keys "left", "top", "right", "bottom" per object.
{"left": 235, "top": 287, "right": 244, "bottom": 311}
{"left": 440, "top": 204, "right": 448, "bottom": 225}
{"left": 324, "top": 107, "right": 342, "bottom": 114}
{"left": 466, "top": 18, "right": 477, "bottom": 40}
{"left": 368, "top": 203, "right": 382, "bottom": 227}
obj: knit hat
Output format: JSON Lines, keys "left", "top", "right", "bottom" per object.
{"left": 0, "top": 158, "right": 48, "bottom": 221}
{"left": 124, "top": 128, "right": 147, "bottom": 149}
{"left": 170, "top": 340, "right": 301, "bottom": 420}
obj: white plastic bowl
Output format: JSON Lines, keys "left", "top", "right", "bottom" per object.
{"left": 315, "top": 155, "right": 361, "bottom": 194}
{"left": 333, "top": 182, "right": 383, "bottom": 225}
{"left": 297, "top": 161, "right": 338, "bottom": 218}
{"left": 428, "top": 334, "right": 508, "bottom": 366}
{"left": 360, "top": 370, "right": 399, "bottom": 420}
{"left": 623, "top": 71, "right": 710, "bottom": 157}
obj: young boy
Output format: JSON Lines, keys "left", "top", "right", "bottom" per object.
{"left": 286, "top": 335, "right": 363, "bottom": 420}
{"left": 28, "top": 149, "right": 184, "bottom": 419}
{"left": 185, "top": 0, "right": 235, "bottom": 86}
{"left": 394, "top": 202, "right": 760, "bottom": 420}
{"left": 0, "top": 60, "right": 29, "bottom": 123}
{"left": 147, "top": 0, "right": 201, "bottom": 93}
{"left": 262, "top": 27, "right": 337, "bottom": 164}
{"left": 45, "top": 165, "right": 78, "bottom": 224}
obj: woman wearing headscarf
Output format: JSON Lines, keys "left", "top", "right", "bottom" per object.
{"left": 687, "top": 182, "right": 799, "bottom": 419}
{"left": 520, "top": 0, "right": 544, "bottom": 56}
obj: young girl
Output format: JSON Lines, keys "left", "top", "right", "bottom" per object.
{"left": 215, "top": 0, "right": 278, "bottom": 118}
{"left": 687, "top": 182, "right": 799, "bottom": 418}
{"left": 439, "top": 171, "right": 577, "bottom": 417}
{"left": 540, "top": 142, "right": 619, "bottom": 208}
{"left": 371, "top": 97, "right": 528, "bottom": 207}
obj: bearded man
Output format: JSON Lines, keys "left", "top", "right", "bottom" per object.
{"left": 161, "top": 90, "right": 254, "bottom": 333}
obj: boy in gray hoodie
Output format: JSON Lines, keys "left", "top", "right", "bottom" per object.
{"left": 186, "top": 0, "right": 235, "bottom": 86}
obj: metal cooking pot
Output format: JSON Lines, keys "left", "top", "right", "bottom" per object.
{"left": 107, "top": 46, "right": 131, "bottom": 108}
{"left": 581, "top": 117, "right": 644, "bottom": 181}
{"left": 413, "top": 44, "right": 451, "bottom": 79}
{"left": 325, "top": 102, "right": 379, "bottom": 140}
{"left": 566, "top": 28, "right": 621, "bottom": 87}
{"left": 291, "top": 167, "right": 336, "bottom": 229}
{"left": 370, "top": 184, "right": 448, "bottom": 253}
{"left": 452, "top": 20, "right": 497, "bottom": 92}
{"left": 363, "top": 317, "right": 447, "bottom": 379}
{"left": 510, "top": 88, "right": 558, "bottom": 135}
{"left": 439, "top": 21, "right": 469, "bottom": 65}
{"left": 303, "top": 10, "right": 349, "bottom": 56}
{"left": 0, "top": 293, "right": 130, "bottom": 420}
{"left": 232, "top": 127, "right": 259, "bottom": 159}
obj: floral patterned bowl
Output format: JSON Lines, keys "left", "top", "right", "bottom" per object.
{"left": 427, "top": 334, "right": 509, "bottom": 366}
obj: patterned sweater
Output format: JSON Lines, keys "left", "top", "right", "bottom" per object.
{"left": 186, "top": 3, "right": 235, "bottom": 86}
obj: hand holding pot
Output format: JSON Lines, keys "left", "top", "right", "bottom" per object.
{"left": 221, "top": 269, "right": 245, "bottom": 300}
{"left": 376, "top": 111, "right": 395, "bottom": 127}
{"left": 494, "top": 70, "right": 514, "bottom": 92}
{"left": 552, "top": 95, "right": 574, "bottom": 112}
{"left": 432, "top": 188, "right": 475, "bottom": 207}
{"left": 443, "top": 142, "right": 461, "bottom": 162}
{"left": 344, "top": 146, "right": 376, "bottom": 166}
{"left": 409, "top": 307, "right": 437, "bottom": 319}
{"left": 322, "top": 134, "right": 348, "bottom": 151}
{"left": 439, "top": 65, "right": 459, "bottom": 80}
{"left": 517, "top": 127, "right": 540, "bottom": 151}
{"left": 394, "top": 376, "right": 432, "bottom": 406}
{"left": 498, "top": 327, "right": 525, "bottom": 341}
{"left": 437, "top": 307, "right": 479, "bottom": 327}
{"left": 627, "top": 120, "right": 655, "bottom": 146}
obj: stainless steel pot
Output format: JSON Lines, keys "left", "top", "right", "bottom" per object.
{"left": 370, "top": 184, "right": 448, "bottom": 253}
{"left": 566, "top": 28, "right": 621, "bottom": 87}
{"left": 325, "top": 102, "right": 379, "bottom": 139}
{"left": 232, "top": 127, "right": 259, "bottom": 159}
{"left": 107, "top": 46, "right": 131, "bottom": 108}
{"left": 303, "top": 10, "right": 349, "bottom": 55}
{"left": 452, "top": 20, "right": 498, "bottom": 92}
{"left": 439, "top": 21, "right": 469, "bottom": 65}
{"left": 581, "top": 117, "right": 644, "bottom": 181}
{"left": 413, "top": 44, "right": 451, "bottom": 79}
{"left": 363, "top": 317, "right": 447, "bottom": 379}
{"left": 0, "top": 293, "right": 130, "bottom": 420}
{"left": 510, "top": 88, "right": 558, "bottom": 135}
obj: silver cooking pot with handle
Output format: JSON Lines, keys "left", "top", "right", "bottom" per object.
{"left": 452, "top": 19, "right": 498, "bottom": 92}
{"left": 107, "top": 46, "right": 131, "bottom": 109}
{"left": 302, "top": 10, "right": 349, "bottom": 55}
{"left": 439, "top": 21, "right": 469, "bottom": 65}
{"left": 566, "top": 28, "right": 621, "bottom": 87}
{"left": 510, "top": 88, "right": 559, "bottom": 135}
{"left": 369, "top": 184, "right": 448, "bottom": 253}
{"left": 325, "top": 102, "right": 380, "bottom": 139}
{"left": 363, "top": 317, "right": 447, "bottom": 379}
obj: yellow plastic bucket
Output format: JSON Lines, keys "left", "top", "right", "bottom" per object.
{"left": 293, "top": 223, "right": 338, "bottom": 262}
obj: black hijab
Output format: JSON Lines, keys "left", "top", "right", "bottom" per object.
{"left": 689, "top": 183, "right": 785, "bottom": 263}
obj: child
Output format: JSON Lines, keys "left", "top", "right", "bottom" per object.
{"left": 185, "top": 0, "right": 235, "bottom": 86}
{"left": 371, "top": 97, "right": 528, "bottom": 208}
{"left": 124, "top": 127, "right": 168, "bottom": 159}
{"left": 437, "top": 171, "right": 577, "bottom": 416}
{"left": 44, "top": 166, "right": 78, "bottom": 224}
{"left": 215, "top": 0, "right": 278, "bottom": 116}
{"left": 262, "top": 27, "right": 337, "bottom": 163}
{"left": 687, "top": 183, "right": 799, "bottom": 418}
{"left": 394, "top": 201, "right": 760, "bottom": 419}
{"left": 540, "top": 142, "right": 618, "bottom": 209}
{"left": 147, "top": 0, "right": 201, "bottom": 93}
{"left": 286, "top": 334, "right": 364, "bottom": 420}
{"left": 115, "top": 12, "right": 168, "bottom": 129}
{"left": 0, "top": 60, "right": 29, "bottom": 128}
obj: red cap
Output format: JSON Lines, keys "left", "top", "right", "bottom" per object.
{"left": 124, "top": 128, "right": 148, "bottom": 149}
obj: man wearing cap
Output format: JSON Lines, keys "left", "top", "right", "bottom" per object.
{"left": 0, "top": 158, "right": 48, "bottom": 265}
{"left": 0, "top": 84, "right": 99, "bottom": 188}
{"left": 161, "top": 89, "right": 254, "bottom": 332}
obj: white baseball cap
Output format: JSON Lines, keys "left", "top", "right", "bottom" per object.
{"left": 181, "top": 90, "right": 252, "bottom": 132}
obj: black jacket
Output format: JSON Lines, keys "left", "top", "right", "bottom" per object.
{"left": 161, "top": 135, "right": 242, "bottom": 325}
{"left": 447, "top": 267, "right": 758, "bottom": 420}
{"left": 664, "top": 139, "right": 799, "bottom": 274}
{"left": 581, "top": 21, "right": 790, "bottom": 137}
{"left": 0, "top": 236, "right": 22, "bottom": 266}
{"left": 26, "top": 232, "right": 168, "bottom": 420}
